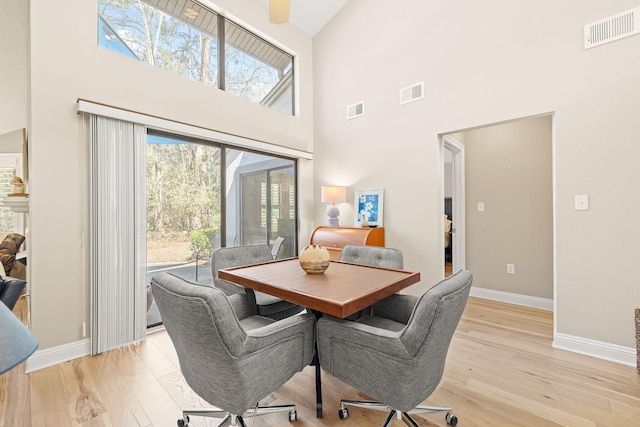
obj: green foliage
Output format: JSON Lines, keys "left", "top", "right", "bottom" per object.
{"left": 190, "top": 228, "right": 218, "bottom": 257}
{"left": 146, "top": 142, "right": 221, "bottom": 235}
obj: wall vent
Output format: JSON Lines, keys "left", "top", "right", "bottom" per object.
{"left": 584, "top": 7, "right": 640, "bottom": 49}
{"left": 346, "top": 101, "right": 365, "bottom": 120}
{"left": 400, "top": 82, "right": 424, "bottom": 105}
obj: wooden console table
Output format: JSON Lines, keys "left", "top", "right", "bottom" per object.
{"left": 309, "top": 226, "right": 384, "bottom": 260}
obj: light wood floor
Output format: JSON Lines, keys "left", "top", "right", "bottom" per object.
{"left": 445, "top": 262, "right": 453, "bottom": 277}
{"left": 2, "top": 297, "right": 639, "bottom": 426}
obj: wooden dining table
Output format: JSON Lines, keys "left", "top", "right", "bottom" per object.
{"left": 218, "top": 257, "right": 421, "bottom": 418}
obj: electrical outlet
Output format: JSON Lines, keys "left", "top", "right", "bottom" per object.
{"left": 507, "top": 264, "right": 515, "bottom": 274}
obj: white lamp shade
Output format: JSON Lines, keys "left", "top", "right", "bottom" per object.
{"left": 321, "top": 186, "right": 347, "bottom": 204}
{"left": 269, "top": 0, "right": 290, "bottom": 24}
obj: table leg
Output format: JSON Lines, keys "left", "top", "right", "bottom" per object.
{"left": 313, "top": 310, "right": 323, "bottom": 418}
{"left": 314, "top": 347, "right": 323, "bottom": 418}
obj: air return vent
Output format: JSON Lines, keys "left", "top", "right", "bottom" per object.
{"left": 400, "top": 82, "right": 424, "bottom": 105}
{"left": 346, "top": 101, "right": 365, "bottom": 120}
{"left": 584, "top": 7, "right": 640, "bottom": 49}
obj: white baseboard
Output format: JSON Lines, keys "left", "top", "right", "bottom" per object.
{"left": 470, "top": 286, "right": 553, "bottom": 311}
{"left": 553, "top": 333, "right": 636, "bottom": 367}
{"left": 470, "top": 287, "right": 636, "bottom": 367}
{"left": 25, "top": 338, "right": 91, "bottom": 373}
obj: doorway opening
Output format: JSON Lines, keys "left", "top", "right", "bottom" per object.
{"left": 441, "top": 114, "right": 553, "bottom": 307}
{"left": 443, "top": 135, "right": 465, "bottom": 277}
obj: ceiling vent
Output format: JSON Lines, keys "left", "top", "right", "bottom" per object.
{"left": 346, "top": 101, "right": 365, "bottom": 120}
{"left": 584, "top": 7, "right": 640, "bottom": 49}
{"left": 400, "top": 82, "right": 424, "bottom": 105}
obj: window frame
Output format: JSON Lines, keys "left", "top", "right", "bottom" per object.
{"left": 98, "top": 0, "right": 296, "bottom": 115}
{"left": 0, "top": 153, "right": 25, "bottom": 236}
{"left": 146, "top": 129, "right": 299, "bottom": 253}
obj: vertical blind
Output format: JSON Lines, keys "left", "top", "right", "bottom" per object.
{"left": 89, "top": 114, "right": 147, "bottom": 355}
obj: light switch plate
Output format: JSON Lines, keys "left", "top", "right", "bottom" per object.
{"left": 575, "top": 195, "right": 589, "bottom": 211}
{"left": 477, "top": 202, "right": 485, "bottom": 212}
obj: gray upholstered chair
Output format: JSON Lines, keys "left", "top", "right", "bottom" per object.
{"left": 317, "top": 269, "right": 473, "bottom": 427}
{"left": 339, "top": 245, "right": 404, "bottom": 318}
{"left": 151, "top": 272, "right": 315, "bottom": 427}
{"left": 271, "top": 236, "right": 285, "bottom": 259}
{"left": 0, "top": 276, "right": 27, "bottom": 310}
{"left": 339, "top": 245, "right": 404, "bottom": 269}
{"left": 212, "top": 245, "right": 305, "bottom": 320}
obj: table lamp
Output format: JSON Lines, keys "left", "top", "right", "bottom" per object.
{"left": 0, "top": 301, "right": 38, "bottom": 374}
{"left": 321, "top": 185, "right": 347, "bottom": 226}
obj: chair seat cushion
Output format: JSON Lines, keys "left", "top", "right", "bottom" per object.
{"left": 257, "top": 300, "right": 305, "bottom": 321}
{"left": 239, "top": 315, "right": 275, "bottom": 331}
{"left": 254, "top": 291, "right": 283, "bottom": 305}
{"left": 356, "top": 315, "right": 405, "bottom": 332}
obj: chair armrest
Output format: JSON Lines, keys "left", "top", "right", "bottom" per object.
{"left": 243, "top": 313, "right": 316, "bottom": 363}
{"left": 226, "top": 292, "right": 257, "bottom": 319}
{"left": 317, "top": 316, "right": 412, "bottom": 359}
{"left": 214, "top": 278, "right": 247, "bottom": 296}
{"left": 371, "top": 294, "right": 418, "bottom": 325}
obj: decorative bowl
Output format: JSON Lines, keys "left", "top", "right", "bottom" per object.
{"left": 299, "top": 244, "right": 331, "bottom": 273}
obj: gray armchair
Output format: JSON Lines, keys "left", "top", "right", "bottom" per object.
{"left": 339, "top": 245, "right": 404, "bottom": 269}
{"left": 151, "top": 272, "right": 315, "bottom": 427}
{"left": 317, "top": 269, "right": 473, "bottom": 427}
{"left": 271, "top": 236, "right": 285, "bottom": 259}
{"left": 212, "top": 245, "right": 305, "bottom": 320}
{"left": 339, "top": 245, "right": 403, "bottom": 318}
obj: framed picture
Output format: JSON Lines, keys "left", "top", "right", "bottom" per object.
{"left": 354, "top": 189, "right": 384, "bottom": 227}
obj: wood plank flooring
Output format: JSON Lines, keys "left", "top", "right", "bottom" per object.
{"left": 2, "top": 297, "right": 639, "bottom": 426}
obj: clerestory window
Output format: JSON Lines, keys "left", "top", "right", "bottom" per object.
{"left": 98, "top": 0, "right": 295, "bottom": 115}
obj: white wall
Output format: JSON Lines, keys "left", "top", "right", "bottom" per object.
{"left": 0, "top": 0, "right": 28, "bottom": 135}
{"left": 0, "top": 129, "right": 25, "bottom": 154}
{"left": 313, "top": 0, "right": 640, "bottom": 350}
{"left": 27, "top": 0, "right": 314, "bottom": 349}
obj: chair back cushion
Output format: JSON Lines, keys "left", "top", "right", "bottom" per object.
{"left": 396, "top": 270, "right": 472, "bottom": 406}
{"left": 402, "top": 270, "right": 471, "bottom": 352}
{"left": 211, "top": 245, "right": 278, "bottom": 304}
{"left": 339, "top": 245, "right": 403, "bottom": 269}
{"left": 152, "top": 272, "right": 249, "bottom": 366}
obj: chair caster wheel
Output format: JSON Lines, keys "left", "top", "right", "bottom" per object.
{"left": 446, "top": 413, "right": 458, "bottom": 426}
{"left": 338, "top": 407, "right": 349, "bottom": 420}
{"left": 289, "top": 409, "right": 297, "bottom": 422}
{"left": 177, "top": 415, "right": 190, "bottom": 427}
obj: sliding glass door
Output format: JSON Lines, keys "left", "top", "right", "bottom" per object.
{"left": 145, "top": 133, "right": 297, "bottom": 328}
{"left": 225, "top": 149, "right": 297, "bottom": 258}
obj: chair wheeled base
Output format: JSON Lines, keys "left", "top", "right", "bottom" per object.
{"left": 178, "top": 403, "right": 297, "bottom": 427}
{"left": 338, "top": 399, "right": 458, "bottom": 427}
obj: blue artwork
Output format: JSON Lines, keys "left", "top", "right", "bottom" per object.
{"left": 358, "top": 194, "right": 379, "bottom": 223}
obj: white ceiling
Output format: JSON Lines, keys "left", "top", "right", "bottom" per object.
{"left": 260, "top": 0, "right": 349, "bottom": 36}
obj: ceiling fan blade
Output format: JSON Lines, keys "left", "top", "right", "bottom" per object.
{"left": 269, "top": 0, "right": 290, "bottom": 24}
